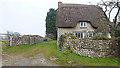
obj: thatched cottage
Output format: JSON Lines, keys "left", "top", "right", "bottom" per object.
{"left": 56, "top": 2, "right": 111, "bottom": 40}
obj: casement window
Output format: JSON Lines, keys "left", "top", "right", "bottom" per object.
{"left": 97, "top": 32, "right": 102, "bottom": 36}
{"left": 88, "top": 32, "right": 93, "bottom": 37}
{"left": 75, "top": 32, "right": 84, "bottom": 38}
{"left": 80, "top": 22, "right": 87, "bottom": 28}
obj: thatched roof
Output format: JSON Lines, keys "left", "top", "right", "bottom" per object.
{"left": 56, "top": 2, "right": 111, "bottom": 32}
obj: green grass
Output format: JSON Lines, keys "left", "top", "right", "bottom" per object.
{"left": 2, "top": 40, "right": 120, "bottom": 66}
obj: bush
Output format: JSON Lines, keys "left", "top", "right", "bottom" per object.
{"left": 112, "top": 37, "right": 120, "bottom": 44}
{"left": 66, "top": 33, "right": 77, "bottom": 39}
{"left": 46, "top": 33, "right": 54, "bottom": 40}
{"left": 114, "top": 30, "right": 120, "bottom": 37}
{"left": 60, "top": 35, "right": 66, "bottom": 39}
{"left": 117, "top": 37, "right": 120, "bottom": 43}
{"left": 91, "top": 35, "right": 110, "bottom": 40}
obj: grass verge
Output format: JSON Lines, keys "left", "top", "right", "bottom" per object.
{"left": 2, "top": 40, "right": 120, "bottom": 66}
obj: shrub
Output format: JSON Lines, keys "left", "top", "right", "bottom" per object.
{"left": 67, "top": 34, "right": 77, "bottom": 39}
{"left": 91, "top": 35, "right": 110, "bottom": 40}
{"left": 46, "top": 33, "right": 54, "bottom": 40}
{"left": 60, "top": 35, "right": 66, "bottom": 39}
{"left": 114, "top": 30, "right": 120, "bottom": 37}
{"left": 63, "top": 33, "right": 77, "bottom": 39}
{"left": 112, "top": 37, "right": 120, "bottom": 44}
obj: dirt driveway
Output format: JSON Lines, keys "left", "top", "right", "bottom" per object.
{"left": 2, "top": 53, "right": 59, "bottom": 66}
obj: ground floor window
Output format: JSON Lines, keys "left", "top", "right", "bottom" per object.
{"left": 75, "top": 32, "right": 84, "bottom": 38}
{"left": 88, "top": 32, "right": 93, "bottom": 37}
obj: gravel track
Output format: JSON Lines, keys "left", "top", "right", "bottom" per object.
{"left": 2, "top": 53, "right": 58, "bottom": 66}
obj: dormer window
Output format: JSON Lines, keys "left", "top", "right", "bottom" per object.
{"left": 80, "top": 22, "right": 87, "bottom": 28}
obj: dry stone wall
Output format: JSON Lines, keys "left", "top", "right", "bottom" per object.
{"left": 58, "top": 35, "right": 120, "bottom": 57}
{"left": 8, "top": 36, "right": 52, "bottom": 46}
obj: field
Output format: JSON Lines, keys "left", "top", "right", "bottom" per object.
{"left": 2, "top": 40, "right": 120, "bottom": 66}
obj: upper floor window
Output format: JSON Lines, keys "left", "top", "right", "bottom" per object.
{"left": 80, "top": 22, "right": 87, "bottom": 28}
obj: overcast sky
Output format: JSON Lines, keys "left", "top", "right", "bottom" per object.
{"left": 0, "top": 0, "right": 116, "bottom": 37}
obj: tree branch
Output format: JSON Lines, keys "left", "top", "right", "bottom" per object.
{"left": 108, "top": 3, "right": 117, "bottom": 19}
{"left": 101, "top": 0, "right": 108, "bottom": 12}
{"left": 114, "top": 2, "right": 120, "bottom": 28}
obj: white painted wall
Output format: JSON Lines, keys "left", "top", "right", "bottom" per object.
{"left": 57, "top": 22, "right": 95, "bottom": 39}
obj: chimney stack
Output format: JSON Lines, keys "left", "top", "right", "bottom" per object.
{"left": 58, "top": 1, "right": 62, "bottom": 8}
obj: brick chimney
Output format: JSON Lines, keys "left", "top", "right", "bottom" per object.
{"left": 58, "top": 1, "right": 62, "bottom": 8}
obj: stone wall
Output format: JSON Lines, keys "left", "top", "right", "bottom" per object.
{"left": 8, "top": 36, "right": 52, "bottom": 46}
{"left": 58, "top": 35, "right": 120, "bottom": 57}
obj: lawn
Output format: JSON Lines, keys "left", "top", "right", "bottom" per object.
{"left": 2, "top": 40, "right": 120, "bottom": 66}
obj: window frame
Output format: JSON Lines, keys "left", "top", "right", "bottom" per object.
{"left": 75, "top": 32, "right": 84, "bottom": 38}
{"left": 80, "top": 22, "right": 87, "bottom": 28}
{"left": 88, "top": 32, "right": 93, "bottom": 38}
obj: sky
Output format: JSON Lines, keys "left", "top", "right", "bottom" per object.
{"left": 0, "top": 0, "right": 117, "bottom": 37}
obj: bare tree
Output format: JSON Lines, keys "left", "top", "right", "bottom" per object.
{"left": 97, "top": 0, "right": 120, "bottom": 36}
{"left": 98, "top": 0, "right": 120, "bottom": 25}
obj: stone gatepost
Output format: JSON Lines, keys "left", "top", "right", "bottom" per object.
{"left": 10, "top": 36, "right": 13, "bottom": 46}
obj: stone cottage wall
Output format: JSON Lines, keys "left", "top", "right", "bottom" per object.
{"left": 59, "top": 35, "right": 120, "bottom": 57}
{"left": 57, "top": 23, "right": 95, "bottom": 40}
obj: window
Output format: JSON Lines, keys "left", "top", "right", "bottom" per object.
{"left": 80, "top": 22, "right": 87, "bottom": 28}
{"left": 75, "top": 32, "right": 84, "bottom": 38}
{"left": 97, "top": 32, "right": 102, "bottom": 36}
{"left": 88, "top": 32, "right": 93, "bottom": 37}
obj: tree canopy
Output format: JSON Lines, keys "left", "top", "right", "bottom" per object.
{"left": 45, "top": 8, "right": 57, "bottom": 40}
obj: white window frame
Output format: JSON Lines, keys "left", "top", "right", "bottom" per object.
{"left": 75, "top": 32, "right": 84, "bottom": 38}
{"left": 80, "top": 22, "right": 87, "bottom": 28}
{"left": 82, "top": 33, "right": 85, "bottom": 38}
{"left": 88, "top": 32, "right": 93, "bottom": 37}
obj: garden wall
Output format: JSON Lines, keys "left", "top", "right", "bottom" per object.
{"left": 7, "top": 36, "right": 52, "bottom": 46}
{"left": 58, "top": 35, "right": 120, "bottom": 57}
